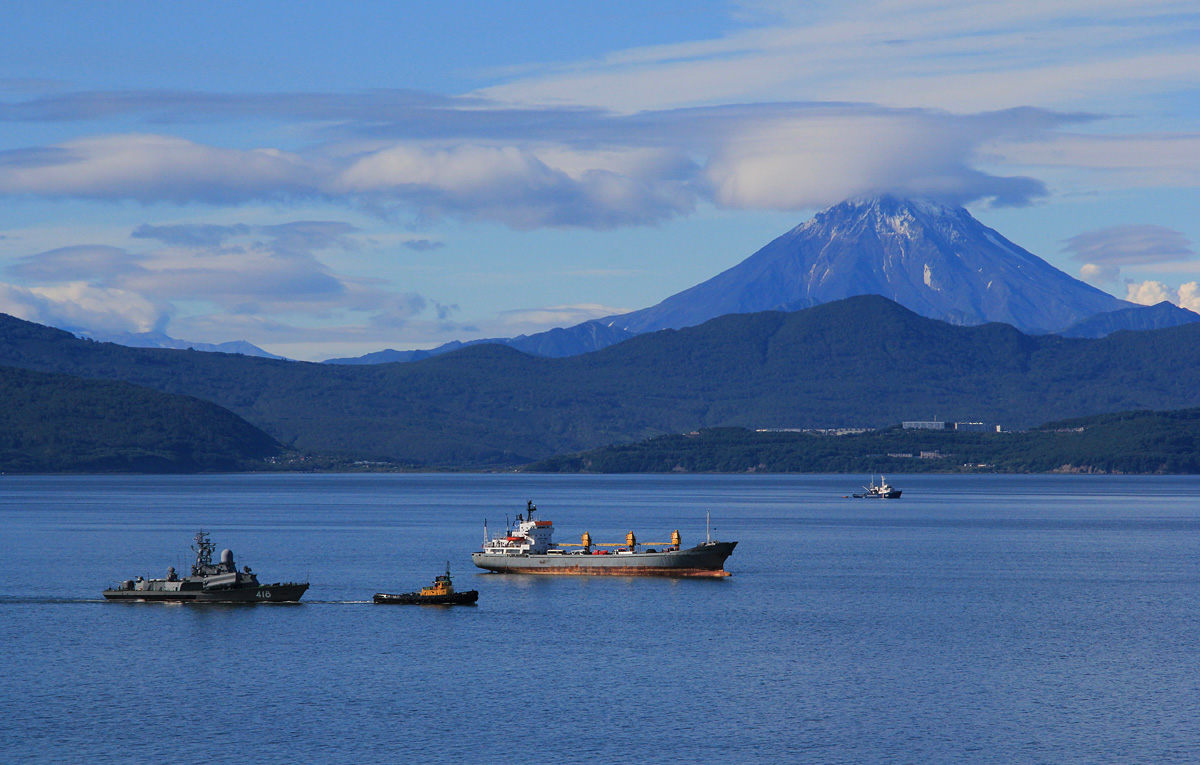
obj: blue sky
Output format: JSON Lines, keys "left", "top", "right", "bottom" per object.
{"left": 0, "top": 1, "right": 1197, "bottom": 359}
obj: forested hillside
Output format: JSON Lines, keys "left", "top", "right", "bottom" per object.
{"left": 526, "top": 409, "right": 1200, "bottom": 474}
{"left": 0, "top": 365, "right": 280, "bottom": 472}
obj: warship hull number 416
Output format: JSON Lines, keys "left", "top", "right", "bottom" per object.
{"left": 102, "top": 531, "right": 309, "bottom": 603}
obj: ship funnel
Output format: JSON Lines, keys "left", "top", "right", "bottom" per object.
{"left": 671, "top": 530, "right": 681, "bottom": 548}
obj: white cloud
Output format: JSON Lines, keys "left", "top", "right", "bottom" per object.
{"left": 0, "top": 134, "right": 316, "bottom": 204}
{"left": 0, "top": 134, "right": 703, "bottom": 229}
{"left": 496, "top": 303, "right": 632, "bottom": 332}
{"left": 0, "top": 0, "right": 1191, "bottom": 234}
{"left": 1062, "top": 224, "right": 1195, "bottom": 265}
{"left": 1125, "top": 279, "right": 1200, "bottom": 312}
{"left": 704, "top": 108, "right": 1047, "bottom": 209}
{"left": 1067, "top": 225, "right": 1196, "bottom": 287}
{"left": 997, "top": 133, "right": 1200, "bottom": 189}
{"left": 0, "top": 104, "right": 1066, "bottom": 227}
{"left": 0, "top": 216, "right": 648, "bottom": 357}
{"left": 1126, "top": 280, "right": 1174, "bottom": 306}
{"left": 1079, "top": 263, "right": 1120, "bottom": 286}
{"left": 8, "top": 244, "right": 142, "bottom": 281}
{"left": 2, "top": 220, "right": 442, "bottom": 344}
{"left": 478, "top": 0, "right": 1200, "bottom": 113}
{"left": 335, "top": 142, "right": 698, "bottom": 228}
{"left": 0, "top": 281, "right": 168, "bottom": 334}
{"left": 1178, "top": 282, "right": 1200, "bottom": 312}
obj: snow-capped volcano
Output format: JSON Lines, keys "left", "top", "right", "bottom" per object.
{"left": 611, "top": 195, "right": 1128, "bottom": 335}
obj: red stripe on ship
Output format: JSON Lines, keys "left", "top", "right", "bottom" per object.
{"left": 495, "top": 566, "right": 731, "bottom": 578}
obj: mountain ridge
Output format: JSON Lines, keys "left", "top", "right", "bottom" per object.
{"left": 322, "top": 320, "right": 632, "bottom": 364}
{"left": 1057, "top": 301, "right": 1200, "bottom": 338}
{"left": 4, "top": 296, "right": 1200, "bottom": 467}
{"left": 71, "top": 329, "right": 287, "bottom": 359}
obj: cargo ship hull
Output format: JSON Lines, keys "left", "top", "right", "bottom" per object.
{"left": 472, "top": 541, "right": 737, "bottom": 577}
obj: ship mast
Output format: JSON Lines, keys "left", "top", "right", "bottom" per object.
{"left": 191, "top": 530, "right": 215, "bottom": 575}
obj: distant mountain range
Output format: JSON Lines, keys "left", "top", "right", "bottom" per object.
{"left": 73, "top": 329, "right": 286, "bottom": 359}
{"left": 328, "top": 195, "right": 1174, "bottom": 365}
{"left": 1056, "top": 301, "right": 1200, "bottom": 338}
{"left": 55, "top": 195, "right": 1187, "bottom": 366}
{"left": 323, "top": 321, "right": 632, "bottom": 364}
{"left": 5, "top": 296, "right": 1200, "bottom": 468}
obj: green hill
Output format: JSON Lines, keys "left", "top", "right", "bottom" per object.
{"left": 0, "top": 365, "right": 281, "bottom": 472}
{"left": 525, "top": 409, "right": 1200, "bottom": 474}
{"left": 2, "top": 296, "right": 1200, "bottom": 467}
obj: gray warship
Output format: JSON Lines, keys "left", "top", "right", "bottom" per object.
{"left": 471, "top": 501, "right": 736, "bottom": 577}
{"left": 102, "top": 531, "right": 309, "bottom": 603}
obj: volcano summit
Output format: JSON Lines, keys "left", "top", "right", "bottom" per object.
{"left": 611, "top": 195, "right": 1129, "bottom": 336}
{"left": 326, "top": 195, "right": 1141, "bottom": 365}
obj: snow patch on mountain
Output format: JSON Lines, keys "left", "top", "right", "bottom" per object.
{"left": 609, "top": 194, "right": 1129, "bottom": 335}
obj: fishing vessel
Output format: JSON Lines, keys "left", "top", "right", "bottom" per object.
{"left": 373, "top": 564, "right": 478, "bottom": 605}
{"left": 102, "top": 531, "right": 308, "bottom": 603}
{"left": 471, "top": 501, "right": 736, "bottom": 577}
{"left": 852, "top": 476, "right": 902, "bottom": 499}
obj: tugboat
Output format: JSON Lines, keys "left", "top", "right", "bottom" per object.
{"left": 102, "top": 531, "right": 308, "bottom": 603}
{"left": 852, "top": 476, "right": 902, "bottom": 499}
{"left": 471, "top": 501, "right": 736, "bottom": 577}
{"left": 374, "top": 564, "right": 479, "bottom": 605}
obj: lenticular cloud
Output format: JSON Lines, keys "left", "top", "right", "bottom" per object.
{"left": 0, "top": 103, "right": 1080, "bottom": 227}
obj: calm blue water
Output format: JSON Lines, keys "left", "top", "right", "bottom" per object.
{"left": 1, "top": 474, "right": 1198, "bottom": 764}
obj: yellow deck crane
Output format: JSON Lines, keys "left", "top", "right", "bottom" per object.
{"left": 555, "top": 530, "right": 682, "bottom": 552}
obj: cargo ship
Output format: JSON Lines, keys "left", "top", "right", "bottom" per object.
{"left": 471, "top": 501, "right": 736, "bottom": 577}
{"left": 102, "top": 531, "right": 308, "bottom": 603}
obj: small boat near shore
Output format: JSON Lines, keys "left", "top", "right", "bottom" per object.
{"left": 852, "top": 476, "right": 902, "bottom": 499}
{"left": 374, "top": 564, "right": 478, "bottom": 605}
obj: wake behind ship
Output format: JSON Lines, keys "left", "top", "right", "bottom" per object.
{"left": 471, "top": 502, "right": 736, "bottom": 577}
